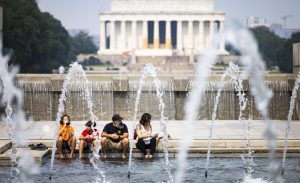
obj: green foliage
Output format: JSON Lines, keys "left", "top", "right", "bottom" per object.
{"left": 251, "top": 26, "right": 300, "bottom": 73}
{"left": 82, "top": 56, "right": 103, "bottom": 65}
{"left": 277, "top": 32, "right": 300, "bottom": 73}
{"left": 225, "top": 44, "right": 240, "bottom": 56}
{"left": 72, "top": 31, "right": 98, "bottom": 55}
{"left": 250, "top": 26, "right": 286, "bottom": 68}
{"left": 0, "top": 0, "right": 75, "bottom": 73}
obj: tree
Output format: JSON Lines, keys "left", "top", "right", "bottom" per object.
{"left": 225, "top": 44, "right": 240, "bottom": 56}
{"left": 277, "top": 32, "right": 300, "bottom": 73}
{"left": 72, "top": 31, "right": 98, "bottom": 55}
{"left": 250, "top": 26, "right": 286, "bottom": 68}
{"left": 0, "top": 0, "right": 75, "bottom": 73}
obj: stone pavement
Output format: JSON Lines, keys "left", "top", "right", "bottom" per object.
{"left": 0, "top": 120, "right": 299, "bottom": 165}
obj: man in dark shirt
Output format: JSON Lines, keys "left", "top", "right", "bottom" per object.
{"left": 101, "top": 114, "right": 129, "bottom": 159}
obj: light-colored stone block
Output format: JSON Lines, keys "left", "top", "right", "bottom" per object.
{"left": 0, "top": 148, "right": 50, "bottom": 166}
{"left": 293, "top": 43, "right": 300, "bottom": 68}
{"left": 110, "top": 0, "right": 214, "bottom": 13}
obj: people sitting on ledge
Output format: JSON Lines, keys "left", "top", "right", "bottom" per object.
{"left": 57, "top": 114, "right": 76, "bottom": 159}
{"left": 135, "top": 113, "right": 159, "bottom": 159}
{"left": 79, "top": 121, "right": 99, "bottom": 159}
{"left": 101, "top": 114, "right": 129, "bottom": 159}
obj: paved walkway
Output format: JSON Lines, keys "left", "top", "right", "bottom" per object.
{"left": 0, "top": 120, "right": 299, "bottom": 164}
{"left": 0, "top": 120, "right": 299, "bottom": 140}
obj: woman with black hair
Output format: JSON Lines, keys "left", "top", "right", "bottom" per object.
{"left": 57, "top": 114, "right": 76, "bottom": 159}
{"left": 135, "top": 113, "right": 158, "bottom": 159}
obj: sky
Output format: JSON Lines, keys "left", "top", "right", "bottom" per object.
{"left": 38, "top": 0, "right": 300, "bottom": 35}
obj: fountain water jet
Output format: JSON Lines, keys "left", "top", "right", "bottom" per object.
{"left": 175, "top": 50, "right": 218, "bottom": 183}
{"left": 127, "top": 63, "right": 173, "bottom": 182}
{"left": 48, "top": 62, "right": 105, "bottom": 182}
{"left": 175, "top": 25, "right": 282, "bottom": 183}
{"left": 224, "top": 27, "right": 282, "bottom": 183}
{"left": 0, "top": 47, "right": 39, "bottom": 182}
{"left": 205, "top": 62, "right": 249, "bottom": 177}
{"left": 281, "top": 72, "right": 300, "bottom": 175}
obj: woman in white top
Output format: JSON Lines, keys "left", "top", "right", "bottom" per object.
{"left": 135, "top": 113, "right": 158, "bottom": 159}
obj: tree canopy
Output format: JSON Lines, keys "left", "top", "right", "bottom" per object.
{"left": 72, "top": 31, "right": 98, "bottom": 55}
{"left": 250, "top": 26, "right": 300, "bottom": 73}
{"left": 0, "top": 0, "right": 75, "bottom": 73}
{"left": 277, "top": 32, "right": 300, "bottom": 73}
{"left": 250, "top": 26, "right": 286, "bottom": 68}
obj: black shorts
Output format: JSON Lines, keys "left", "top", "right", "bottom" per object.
{"left": 62, "top": 141, "right": 70, "bottom": 150}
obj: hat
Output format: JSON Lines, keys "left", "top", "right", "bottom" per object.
{"left": 112, "top": 114, "right": 124, "bottom": 121}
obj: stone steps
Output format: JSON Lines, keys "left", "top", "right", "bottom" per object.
{"left": 1, "top": 139, "right": 300, "bottom": 165}
{"left": 0, "top": 148, "right": 50, "bottom": 166}
{"left": 17, "top": 139, "right": 300, "bottom": 149}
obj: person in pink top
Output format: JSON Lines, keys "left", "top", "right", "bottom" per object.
{"left": 79, "top": 121, "right": 99, "bottom": 159}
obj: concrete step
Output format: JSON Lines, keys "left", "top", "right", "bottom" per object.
{"left": 0, "top": 148, "right": 50, "bottom": 166}
{"left": 1, "top": 146, "right": 299, "bottom": 166}
{"left": 17, "top": 139, "right": 300, "bottom": 157}
{"left": 17, "top": 139, "right": 300, "bottom": 149}
{"left": 0, "top": 140, "right": 11, "bottom": 154}
{"left": 54, "top": 147, "right": 300, "bottom": 159}
{"left": 168, "top": 139, "right": 300, "bottom": 148}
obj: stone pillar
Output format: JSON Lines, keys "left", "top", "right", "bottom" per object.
{"left": 154, "top": 21, "right": 160, "bottom": 49}
{"left": 110, "top": 21, "right": 115, "bottom": 50}
{"left": 165, "top": 21, "right": 171, "bottom": 49}
{"left": 131, "top": 21, "right": 137, "bottom": 49}
{"left": 177, "top": 20, "right": 183, "bottom": 51}
{"left": 142, "top": 20, "right": 148, "bottom": 49}
{"left": 121, "top": 20, "right": 126, "bottom": 49}
{"left": 293, "top": 43, "right": 300, "bottom": 119}
{"left": 100, "top": 21, "right": 106, "bottom": 50}
{"left": 219, "top": 21, "right": 225, "bottom": 52}
{"left": 199, "top": 21, "right": 204, "bottom": 51}
{"left": 188, "top": 20, "right": 193, "bottom": 49}
{"left": 188, "top": 21, "right": 194, "bottom": 64}
{"left": 293, "top": 43, "right": 300, "bottom": 74}
{"left": 209, "top": 20, "right": 215, "bottom": 49}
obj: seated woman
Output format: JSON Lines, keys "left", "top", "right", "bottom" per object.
{"left": 79, "top": 121, "right": 99, "bottom": 159}
{"left": 135, "top": 113, "right": 158, "bottom": 159}
{"left": 57, "top": 114, "right": 76, "bottom": 159}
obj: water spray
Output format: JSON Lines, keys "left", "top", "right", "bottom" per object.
{"left": 127, "top": 64, "right": 172, "bottom": 182}
{"left": 48, "top": 62, "right": 102, "bottom": 181}
{"left": 281, "top": 72, "right": 300, "bottom": 175}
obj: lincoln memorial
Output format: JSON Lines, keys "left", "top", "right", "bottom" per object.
{"left": 97, "top": 0, "right": 227, "bottom": 58}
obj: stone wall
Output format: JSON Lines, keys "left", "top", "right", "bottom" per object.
{"left": 13, "top": 74, "right": 298, "bottom": 121}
